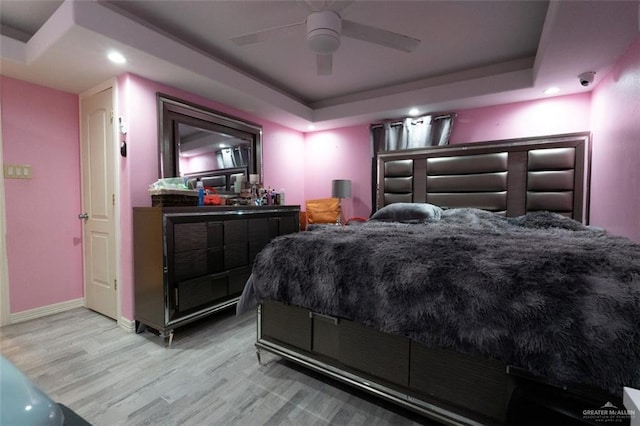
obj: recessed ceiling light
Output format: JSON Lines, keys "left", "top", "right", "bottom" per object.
{"left": 409, "top": 108, "right": 420, "bottom": 116}
{"left": 107, "top": 51, "right": 126, "bottom": 64}
{"left": 307, "top": 124, "right": 316, "bottom": 130}
{"left": 544, "top": 87, "right": 560, "bottom": 95}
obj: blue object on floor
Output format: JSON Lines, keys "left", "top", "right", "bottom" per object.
{"left": 0, "top": 355, "right": 65, "bottom": 425}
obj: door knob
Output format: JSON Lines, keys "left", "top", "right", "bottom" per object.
{"left": 78, "top": 213, "right": 89, "bottom": 220}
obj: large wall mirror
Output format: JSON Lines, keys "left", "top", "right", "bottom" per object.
{"left": 158, "top": 93, "right": 262, "bottom": 193}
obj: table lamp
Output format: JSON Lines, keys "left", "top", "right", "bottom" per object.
{"left": 331, "top": 179, "right": 352, "bottom": 225}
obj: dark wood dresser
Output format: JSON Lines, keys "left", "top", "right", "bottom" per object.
{"left": 133, "top": 205, "right": 300, "bottom": 344}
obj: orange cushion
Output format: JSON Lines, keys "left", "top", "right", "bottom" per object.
{"left": 305, "top": 198, "right": 340, "bottom": 224}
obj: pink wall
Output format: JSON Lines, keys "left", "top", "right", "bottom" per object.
{"left": 450, "top": 92, "right": 591, "bottom": 144}
{"left": 589, "top": 36, "right": 640, "bottom": 242}
{"left": 304, "top": 126, "right": 372, "bottom": 219}
{"left": 180, "top": 153, "right": 218, "bottom": 175}
{"left": 117, "top": 73, "right": 305, "bottom": 319}
{"left": 1, "top": 76, "right": 83, "bottom": 312}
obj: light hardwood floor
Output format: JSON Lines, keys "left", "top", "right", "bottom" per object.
{"left": 0, "top": 307, "right": 436, "bottom": 425}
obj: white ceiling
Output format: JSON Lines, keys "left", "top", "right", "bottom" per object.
{"left": 1, "top": 0, "right": 639, "bottom": 132}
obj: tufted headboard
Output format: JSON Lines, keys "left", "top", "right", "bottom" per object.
{"left": 376, "top": 133, "right": 590, "bottom": 222}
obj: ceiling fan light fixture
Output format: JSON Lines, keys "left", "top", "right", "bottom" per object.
{"left": 308, "top": 30, "right": 340, "bottom": 54}
{"left": 307, "top": 10, "right": 341, "bottom": 54}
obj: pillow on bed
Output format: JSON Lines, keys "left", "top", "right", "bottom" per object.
{"left": 370, "top": 203, "right": 442, "bottom": 223}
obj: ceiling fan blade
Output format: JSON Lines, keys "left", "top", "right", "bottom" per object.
{"left": 342, "top": 20, "right": 421, "bottom": 52}
{"left": 317, "top": 54, "right": 333, "bottom": 75}
{"left": 304, "top": 0, "right": 324, "bottom": 12}
{"left": 304, "top": 0, "right": 353, "bottom": 13}
{"left": 230, "top": 21, "right": 304, "bottom": 46}
{"left": 327, "top": 0, "right": 355, "bottom": 14}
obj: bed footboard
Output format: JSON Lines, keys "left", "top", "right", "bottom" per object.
{"left": 257, "top": 300, "right": 511, "bottom": 425}
{"left": 256, "top": 300, "right": 629, "bottom": 426}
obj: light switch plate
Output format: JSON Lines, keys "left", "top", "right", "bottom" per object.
{"left": 3, "top": 164, "right": 32, "bottom": 179}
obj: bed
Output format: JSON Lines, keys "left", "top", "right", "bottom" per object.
{"left": 237, "top": 132, "right": 640, "bottom": 425}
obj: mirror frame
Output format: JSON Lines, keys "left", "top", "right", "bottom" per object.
{"left": 157, "top": 93, "right": 263, "bottom": 184}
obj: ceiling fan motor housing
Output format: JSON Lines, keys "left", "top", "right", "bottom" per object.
{"left": 307, "top": 10, "right": 341, "bottom": 54}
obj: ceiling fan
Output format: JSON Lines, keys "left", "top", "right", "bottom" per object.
{"left": 229, "top": 1, "right": 421, "bottom": 76}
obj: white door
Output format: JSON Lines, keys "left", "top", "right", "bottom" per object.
{"left": 80, "top": 88, "right": 117, "bottom": 319}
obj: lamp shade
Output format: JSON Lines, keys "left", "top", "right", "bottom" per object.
{"left": 331, "top": 179, "right": 352, "bottom": 199}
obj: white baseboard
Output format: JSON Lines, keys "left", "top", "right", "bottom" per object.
{"left": 8, "top": 299, "right": 135, "bottom": 332}
{"left": 117, "top": 316, "right": 135, "bottom": 333}
{"left": 9, "top": 298, "right": 85, "bottom": 324}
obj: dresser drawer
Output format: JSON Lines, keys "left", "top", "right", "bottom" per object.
{"left": 177, "top": 274, "right": 228, "bottom": 312}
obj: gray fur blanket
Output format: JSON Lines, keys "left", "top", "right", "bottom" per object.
{"left": 238, "top": 208, "right": 640, "bottom": 395}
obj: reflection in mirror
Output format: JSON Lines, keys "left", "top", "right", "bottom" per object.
{"left": 158, "top": 94, "right": 262, "bottom": 194}
{"left": 178, "top": 124, "right": 251, "bottom": 174}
